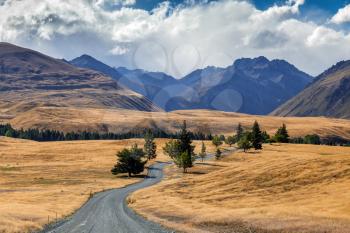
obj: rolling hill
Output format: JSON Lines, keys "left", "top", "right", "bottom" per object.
{"left": 70, "top": 55, "right": 313, "bottom": 114}
{"left": 0, "top": 42, "right": 161, "bottom": 118}
{"left": 6, "top": 107, "right": 350, "bottom": 142}
{"left": 272, "top": 60, "right": 350, "bottom": 119}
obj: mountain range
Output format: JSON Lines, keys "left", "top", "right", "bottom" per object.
{"left": 1, "top": 42, "right": 349, "bottom": 122}
{"left": 0, "top": 42, "right": 160, "bottom": 118}
{"left": 70, "top": 55, "right": 313, "bottom": 115}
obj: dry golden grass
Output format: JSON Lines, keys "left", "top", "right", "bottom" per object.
{"left": 3, "top": 107, "right": 350, "bottom": 140}
{"left": 0, "top": 137, "right": 142, "bottom": 233}
{"left": 131, "top": 144, "right": 350, "bottom": 233}
{"left": 0, "top": 136, "right": 215, "bottom": 233}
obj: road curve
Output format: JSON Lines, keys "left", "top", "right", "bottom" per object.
{"left": 42, "top": 162, "right": 172, "bottom": 233}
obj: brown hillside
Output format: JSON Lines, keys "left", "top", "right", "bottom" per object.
{"left": 0, "top": 42, "right": 161, "bottom": 114}
{"left": 272, "top": 60, "right": 350, "bottom": 119}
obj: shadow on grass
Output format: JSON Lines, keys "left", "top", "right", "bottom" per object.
{"left": 197, "top": 220, "right": 285, "bottom": 233}
{"left": 117, "top": 174, "right": 148, "bottom": 179}
{"left": 195, "top": 162, "right": 226, "bottom": 167}
{"left": 186, "top": 171, "right": 207, "bottom": 175}
{"left": 244, "top": 150, "right": 262, "bottom": 154}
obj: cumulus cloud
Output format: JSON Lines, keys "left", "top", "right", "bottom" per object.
{"left": 95, "top": 0, "right": 136, "bottom": 9}
{"left": 110, "top": 45, "right": 129, "bottom": 55}
{"left": 331, "top": 4, "right": 350, "bottom": 24}
{"left": 0, "top": 0, "right": 350, "bottom": 78}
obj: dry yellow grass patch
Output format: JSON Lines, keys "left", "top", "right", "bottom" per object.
{"left": 0, "top": 137, "right": 199, "bottom": 233}
{"left": 0, "top": 137, "right": 143, "bottom": 233}
{"left": 131, "top": 144, "right": 350, "bottom": 233}
{"left": 0, "top": 136, "right": 215, "bottom": 233}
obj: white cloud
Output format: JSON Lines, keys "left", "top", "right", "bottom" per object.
{"left": 306, "top": 27, "right": 344, "bottom": 47}
{"left": 110, "top": 45, "right": 129, "bottom": 55}
{"left": 95, "top": 0, "right": 136, "bottom": 9}
{"left": 331, "top": 4, "right": 350, "bottom": 24}
{"left": 0, "top": 0, "right": 350, "bottom": 78}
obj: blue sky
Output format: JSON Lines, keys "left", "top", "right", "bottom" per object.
{"left": 253, "top": 0, "right": 349, "bottom": 12}
{"left": 135, "top": 0, "right": 350, "bottom": 25}
{"left": 134, "top": 0, "right": 350, "bottom": 15}
{"left": 1, "top": 0, "right": 350, "bottom": 77}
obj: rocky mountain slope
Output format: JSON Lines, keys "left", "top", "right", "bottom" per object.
{"left": 272, "top": 60, "right": 350, "bottom": 119}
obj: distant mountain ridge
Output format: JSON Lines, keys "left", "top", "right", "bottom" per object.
{"left": 71, "top": 55, "right": 179, "bottom": 109}
{"left": 177, "top": 56, "right": 313, "bottom": 114}
{"left": 272, "top": 60, "right": 350, "bottom": 119}
{"left": 0, "top": 42, "right": 161, "bottom": 118}
{"left": 70, "top": 55, "right": 313, "bottom": 114}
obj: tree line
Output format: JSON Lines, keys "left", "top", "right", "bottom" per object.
{"left": 210, "top": 121, "right": 350, "bottom": 153}
{"left": 208, "top": 122, "right": 289, "bottom": 153}
{"left": 0, "top": 124, "right": 213, "bottom": 142}
{"left": 1, "top": 122, "right": 348, "bottom": 146}
{"left": 110, "top": 120, "right": 350, "bottom": 177}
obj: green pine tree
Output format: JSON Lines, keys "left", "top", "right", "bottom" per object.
{"left": 178, "top": 151, "right": 193, "bottom": 173}
{"left": 235, "top": 123, "right": 244, "bottom": 141}
{"left": 251, "top": 121, "right": 263, "bottom": 150}
{"left": 215, "top": 148, "right": 222, "bottom": 160}
{"left": 179, "top": 121, "right": 195, "bottom": 158}
{"left": 144, "top": 130, "right": 157, "bottom": 160}
{"left": 275, "top": 124, "right": 290, "bottom": 143}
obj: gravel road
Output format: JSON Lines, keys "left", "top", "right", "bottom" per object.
{"left": 42, "top": 162, "right": 172, "bottom": 233}
{"left": 41, "top": 148, "right": 235, "bottom": 233}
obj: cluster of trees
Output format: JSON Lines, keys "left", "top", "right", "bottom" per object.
{"left": 290, "top": 134, "right": 321, "bottom": 145}
{"left": 208, "top": 122, "right": 290, "bottom": 153}
{"left": 163, "top": 121, "right": 195, "bottom": 173}
{"left": 236, "top": 123, "right": 291, "bottom": 152}
{"left": 289, "top": 134, "right": 350, "bottom": 146}
{"left": 0, "top": 124, "right": 213, "bottom": 142}
{"left": 107, "top": 119, "right": 350, "bottom": 176}
{"left": 111, "top": 130, "right": 157, "bottom": 177}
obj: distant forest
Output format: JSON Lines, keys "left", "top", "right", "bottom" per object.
{"left": 0, "top": 124, "right": 212, "bottom": 142}
{"left": 0, "top": 123, "right": 348, "bottom": 146}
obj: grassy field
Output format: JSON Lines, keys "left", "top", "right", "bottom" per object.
{"left": 4, "top": 107, "right": 350, "bottom": 140}
{"left": 131, "top": 143, "right": 350, "bottom": 233}
{"left": 0, "top": 136, "right": 215, "bottom": 233}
